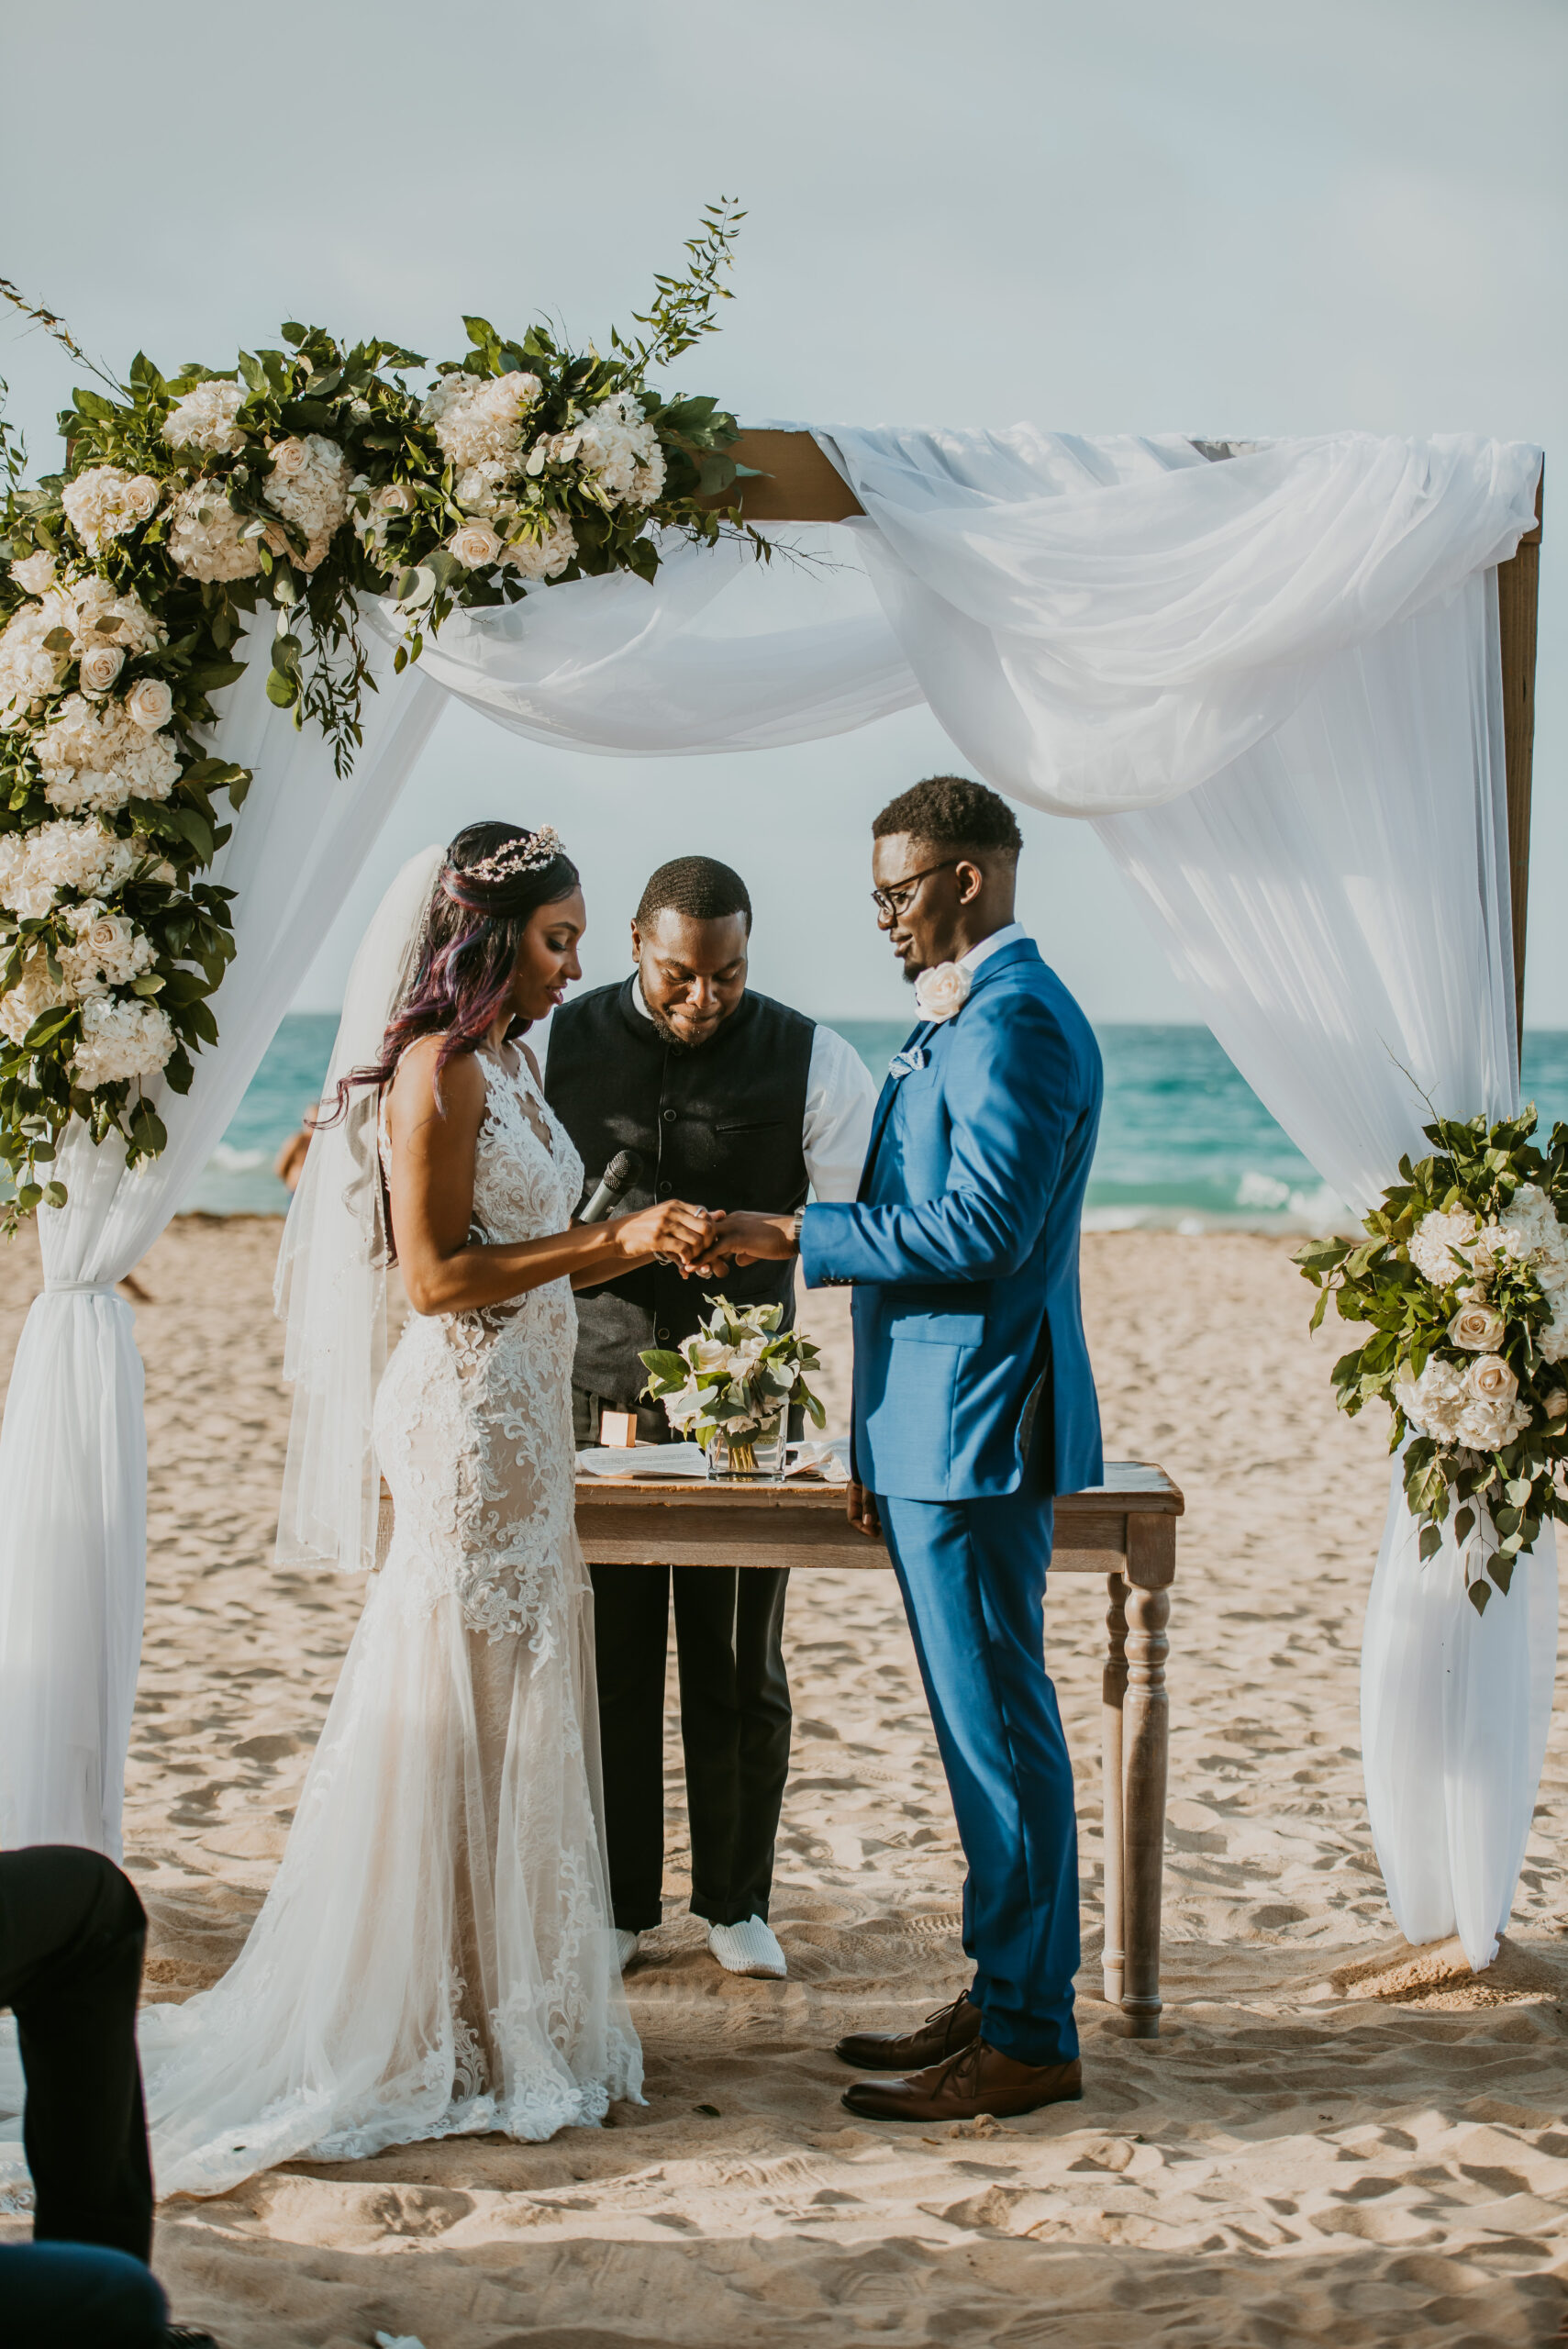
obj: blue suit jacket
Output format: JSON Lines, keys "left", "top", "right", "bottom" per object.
{"left": 800, "top": 938, "right": 1103, "bottom": 1504}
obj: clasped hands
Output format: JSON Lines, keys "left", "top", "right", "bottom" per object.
{"left": 617, "top": 1200, "right": 798, "bottom": 1280}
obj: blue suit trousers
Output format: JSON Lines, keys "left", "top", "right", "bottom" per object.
{"left": 879, "top": 1485, "right": 1079, "bottom": 2066}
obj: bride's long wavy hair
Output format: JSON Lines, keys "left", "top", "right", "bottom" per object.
{"left": 331, "top": 820, "right": 581, "bottom": 1118}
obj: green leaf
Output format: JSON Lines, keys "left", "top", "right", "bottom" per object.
{"left": 1453, "top": 1506, "right": 1475, "bottom": 1544}
{"left": 1467, "top": 1577, "right": 1492, "bottom": 1616}
{"left": 1418, "top": 1521, "right": 1443, "bottom": 1563}
{"left": 265, "top": 667, "right": 299, "bottom": 708}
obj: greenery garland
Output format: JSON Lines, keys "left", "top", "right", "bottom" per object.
{"left": 0, "top": 203, "right": 755, "bottom": 1223}
{"left": 1296, "top": 1109, "right": 1568, "bottom": 1613}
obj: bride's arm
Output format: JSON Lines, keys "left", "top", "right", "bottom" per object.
{"left": 385, "top": 1037, "right": 715, "bottom": 1315}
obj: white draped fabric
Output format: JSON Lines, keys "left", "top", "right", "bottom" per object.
{"left": 1, "top": 422, "right": 1546, "bottom": 1972}
{"left": 0, "top": 615, "right": 440, "bottom": 1857}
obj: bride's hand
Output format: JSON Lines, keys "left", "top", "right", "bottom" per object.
{"left": 611, "top": 1199, "right": 717, "bottom": 1267}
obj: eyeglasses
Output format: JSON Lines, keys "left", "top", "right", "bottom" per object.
{"left": 870, "top": 860, "right": 960, "bottom": 921}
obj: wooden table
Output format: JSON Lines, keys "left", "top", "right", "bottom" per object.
{"left": 574, "top": 1460, "right": 1183, "bottom": 2038}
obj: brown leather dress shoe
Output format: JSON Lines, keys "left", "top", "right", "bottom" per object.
{"left": 834, "top": 1991, "right": 983, "bottom": 2073}
{"left": 841, "top": 2037, "right": 1083, "bottom": 2123}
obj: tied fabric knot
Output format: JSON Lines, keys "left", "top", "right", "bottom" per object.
{"left": 913, "top": 962, "right": 972, "bottom": 1022}
{"left": 44, "top": 1280, "right": 119, "bottom": 1297}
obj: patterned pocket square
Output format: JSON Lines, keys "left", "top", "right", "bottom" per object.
{"left": 889, "top": 1044, "right": 930, "bottom": 1078}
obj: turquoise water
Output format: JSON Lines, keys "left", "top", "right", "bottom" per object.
{"left": 183, "top": 1013, "right": 1568, "bottom": 1231}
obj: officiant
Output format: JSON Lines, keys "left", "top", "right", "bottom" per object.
{"left": 545, "top": 855, "right": 877, "bottom": 1981}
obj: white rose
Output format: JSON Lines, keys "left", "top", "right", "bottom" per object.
{"left": 125, "top": 677, "right": 173, "bottom": 731}
{"left": 1546, "top": 1389, "right": 1568, "bottom": 1421}
{"left": 913, "top": 961, "right": 973, "bottom": 1023}
{"left": 11, "top": 551, "right": 57, "bottom": 596}
{"left": 269, "top": 438, "right": 309, "bottom": 478}
{"left": 1467, "top": 1353, "right": 1518, "bottom": 1406}
{"left": 78, "top": 645, "right": 125, "bottom": 697}
{"left": 124, "top": 475, "right": 161, "bottom": 521}
{"left": 377, "top": 482, "right": 417, "bottom": 514}
{"left": 449, "top": 524, "right": 503, "bottom": 570}
{"left": 1448, "top": 1301, "right": 1506, "bottom": 1353}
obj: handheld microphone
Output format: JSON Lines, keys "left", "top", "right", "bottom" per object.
{"left": 578, "top": 1148, "right": 644, "bottom": 1225}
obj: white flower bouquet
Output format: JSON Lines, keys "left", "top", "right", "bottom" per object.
{"left": 640, "top": 1297, "right": 826, "bottom": 1476}
{"left": 1296, "top": 1109, "right": 1568, "bottom": 1612}
{"left": 0, "top": 204, "right": 758, "bottom": 1220}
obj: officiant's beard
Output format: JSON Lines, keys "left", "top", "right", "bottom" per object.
{"left": 643, "top": 998, "right": 728, "bottom": 1051}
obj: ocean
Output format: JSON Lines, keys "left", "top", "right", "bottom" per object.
{"left": 186, "top": 1016, "right": 1568, "bottom": 1233}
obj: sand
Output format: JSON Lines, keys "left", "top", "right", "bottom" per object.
{"left": 3, "top": 1219, "right": 1567, "bottom": 2345}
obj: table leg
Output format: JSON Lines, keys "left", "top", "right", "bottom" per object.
{"left": 1121, "top": 1579, "right": 1170, "bottom": 2038}
{"left": 1100, "top": 1572, "right": 1128, "bottom": 2006}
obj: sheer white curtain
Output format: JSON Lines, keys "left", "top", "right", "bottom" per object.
{"left": 0, "top": 612, "right": 439, "bottom": 1858}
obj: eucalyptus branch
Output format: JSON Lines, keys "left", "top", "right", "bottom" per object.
{"left": 626, "top": 198, "right": 745, "bottom": 370}
{"left": 0, "top": 276, "right": 120, "bottom": 395}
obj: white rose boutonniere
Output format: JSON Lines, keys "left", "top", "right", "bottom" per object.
{"left": 914, "top": 962, "right": 973, "bottom": 1023}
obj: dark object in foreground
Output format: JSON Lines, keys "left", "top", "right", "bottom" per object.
{"left": 840, "top": 2041, "right": 1084, "bottom": 2123}
{"left": 0, "top": 1848, "right": 220, "bottom": 2346}
{"left": 835, "top": 1990, "right": 981, "bottom": 2072}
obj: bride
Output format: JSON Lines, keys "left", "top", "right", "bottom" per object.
{"left": 142, "top": 821, "right": 717, "bottom": 2195}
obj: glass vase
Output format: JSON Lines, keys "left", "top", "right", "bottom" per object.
{"left": 704, "top": 1415, "right": 787, "bottom": 1481}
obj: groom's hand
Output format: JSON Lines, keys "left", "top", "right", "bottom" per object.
{"left": 708, "top": 1211, "right": 798, "bottom": 1266}
{"left": 847, "top": 1481, "right": 882, "bottom": 1539}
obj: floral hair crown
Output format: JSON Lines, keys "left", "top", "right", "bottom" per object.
{"left": 443, "top": 827, "right": 566, "bottom": 895}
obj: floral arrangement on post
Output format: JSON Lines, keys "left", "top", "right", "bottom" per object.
{"left": 640, "top": 1297, "right": 826, "bottom": 1475}
{"left": 0, "top": 203, "right": 755, "bottom": 1223}
{"left": 1296, "top": 1109, "right": 1568, "bottom": 1613}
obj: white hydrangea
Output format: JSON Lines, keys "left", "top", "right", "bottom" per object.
{"left": 61, "top": 575, "right": 164, "bottom": 660}
{"left": 59, "top": 900, "right": 156, "bottom": 999}
{"left": 1396, "top": 1349, "right": 1533, "bottom": 1452}
{"left": 0, "top": 946, "right": 69, "bottom": 1045}
{"left": 569, "top": 392, "right": 666, "bottom": 510}
{"left": 35, "top": 694, "right": 180, "bottom": 814}
{"left": 262, "top": 436, "right": 352, "bottom": 570}
{"left": 71, "top": 995, "right": 174, "bottom": 1089}
{"left": 421, "top": 370, "right": 541, "bottom": 472}
{"left": 61, "top": 466, "right": 161, "bottom": 553}
{"left": 162, "top": 380, "right": 248, "bottom": 454}
{"left": 167, "top": 482, "right": 261, "bottom": 584}
{"left": 0, "top": 818, "right": 139, "bottom": 920}
{"left": 1393, "top": 1356, "right": 1467, "bottom": 1442}
{"left": 503, "top": 514, "right": 577, "bottom": 582}
{"left": 1407, "top": 1208, "right": 1479, "bottom": 1287}
{"left": 0, "top": 600, "right": 71, "bottom": 729}
{"left": 451, "top": 459, "right": 516, "bottom": 518}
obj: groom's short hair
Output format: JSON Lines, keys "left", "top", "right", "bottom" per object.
{"left": 873, "top": 776, "right": 1023, "bottom": 862}
{"left": 636, "top": 856, "right": 753, "bottom": 930}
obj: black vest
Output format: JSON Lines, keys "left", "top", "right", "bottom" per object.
{"left": 544, "top": 978, "right": 815, "bottom": 1407}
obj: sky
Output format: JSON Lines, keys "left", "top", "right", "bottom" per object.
{"left": 2, "top": 0, "right": 1562, "bottom": 1025}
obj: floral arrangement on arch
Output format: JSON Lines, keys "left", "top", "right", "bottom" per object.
{"left": 640, "top": 1297, "right": 826, "bottom": 1472}
{"left": 1296, "top": 1109, "right": 1568, "bottom": 1613}
{"left": 0, "top": 204, "right": 754, "bottom": 1220}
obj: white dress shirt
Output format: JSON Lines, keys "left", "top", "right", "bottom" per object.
{"left": 955, "top": 918, "right": 1029, "bottom": 975}
{"left": 631, "top": 978, "right": 879, "bottom": 1203}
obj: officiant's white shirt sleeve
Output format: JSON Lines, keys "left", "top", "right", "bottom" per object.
{"left": 804, "top": 1025, "right": 879, "bottom": 1203}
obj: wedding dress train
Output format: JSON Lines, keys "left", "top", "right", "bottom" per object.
{"left": 141, "top": 1050, "right": 640, "bottom": 2196}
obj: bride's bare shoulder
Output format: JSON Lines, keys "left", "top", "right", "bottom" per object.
{"left": 385, "top": 1034, "right": 486, "bottom": 1138}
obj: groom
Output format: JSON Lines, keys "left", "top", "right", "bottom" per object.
{"left": 707, "top": 775, "right": 1103, "bottom": 2121}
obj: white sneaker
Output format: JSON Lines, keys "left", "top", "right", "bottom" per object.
{"left": 614, "top": 1928, "right": 639, "bottom": 1972}
{"left": 707, "top": 1915, "right": 787, "bottom": 1978}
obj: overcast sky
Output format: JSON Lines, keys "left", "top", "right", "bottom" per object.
{"left": 2, "top": 0, "right": 1562, "bottom": 1024}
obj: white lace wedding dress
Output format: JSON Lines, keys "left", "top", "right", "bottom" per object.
{"left": 141, "top": 1049, "right": 641, "bottom": 2197}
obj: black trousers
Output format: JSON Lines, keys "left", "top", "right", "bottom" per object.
{"left": 575, "top": 1386, "right": 793, "bottom": 1932}
{"left": 0, "top": 1847, "right": 153, "bottom": 2264}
